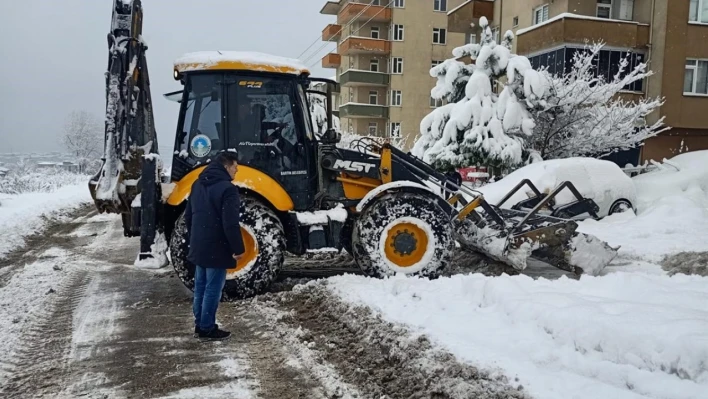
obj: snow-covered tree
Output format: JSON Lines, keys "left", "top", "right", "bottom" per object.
{"left": 412, "top": 19, "right": 668, "bottom": 171}
{"left": 62, "top": 110, "right": 103, "bottom": 172}
{"left": 412, "top": 17, "right": 547, "bottom": 171}
{"left": 530, "top": 42, "right": 668, "bottom": 160}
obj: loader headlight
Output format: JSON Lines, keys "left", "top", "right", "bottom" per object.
{"left": 173, "top": 69, "right": 181, "bottom": 80}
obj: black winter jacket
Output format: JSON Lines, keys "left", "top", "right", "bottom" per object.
{"left": 185, "top": 162, "right": 246, "bottom": 269}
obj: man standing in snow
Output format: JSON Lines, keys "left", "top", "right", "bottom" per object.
{"left": 185, "top": 150, "right": 245, "bottom": 341}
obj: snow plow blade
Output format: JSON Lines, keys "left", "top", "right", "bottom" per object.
{"left": 453, "top": 208, "right": 618, "bottom": 276}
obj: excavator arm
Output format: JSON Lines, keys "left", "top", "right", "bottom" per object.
{"left": 89, "top": 0, "right": 162, "bottom": 261}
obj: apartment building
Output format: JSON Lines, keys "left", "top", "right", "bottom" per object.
{"left": 447, "top": 0, "right": 708, "bottom": 164}
{"left": 319, "top": 0, "right": 493, "bottom": 149}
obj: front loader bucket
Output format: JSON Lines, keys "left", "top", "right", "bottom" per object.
{"left": 453, "top": 210, "right": 618, "bottom": 276}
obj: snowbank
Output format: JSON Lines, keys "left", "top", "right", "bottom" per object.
{"left": 0, "top": 184, "right": 90, "bottom": 257}
{"left": 632, "top": 150, "right": 708, "bottom": 211}
{"left": 577, "top": 151, "right": 708, "bottom": 265}
{"left": 325, "top": 273, "right": 708, "bottom": 399}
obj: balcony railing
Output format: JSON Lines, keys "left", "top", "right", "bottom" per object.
{"left": 338, "top": 102, "right": 389, "bottom": 119}
{"left": 447, "top": 0, "right": 494, "bottom": 33}
{"left": 339, "top": 69, "right": 389, "bottom": 87}
{"left": 321, "top": 53, "right": 341, "bottom": 68}
{"left": 338, "top": 1, "right": 391, "bottom": 24}
{"left": 339, "top": 36, "right": 391, "bottom": 56}
{"left": 322, "top": 24, "right": 342, "bottom": 42}
{"left": 516, "top": 14, "right": 650, "bottom": 55}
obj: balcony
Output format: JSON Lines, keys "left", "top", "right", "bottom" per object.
{"left": 339, "top": 69, "right": 389, "bottom": 87}
{"left": 321, "top": 53, "right": 341, "bottom": 68}
{"left": 322, "top": 24, "right": 342, "bottom": 42}
{"left": 338, "top": 2, "right": 391, "bottom": 24}
{"left": 516, "top": 14, "right": 650, "bottom": 55}
{"left": 447, "top": 0, "right": 494, "bottom": 33}
{"left": 339, "top": 36, "right": 391, "bottom": 56}
{"left": 338, "top": 103, "right": 389, "bottom": 119}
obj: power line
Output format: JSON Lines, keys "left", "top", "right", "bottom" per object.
{"left": 297, "top": 1, "right": 375, "bottom": 61}
{"left": 307, "top": 0, "right": 395, "bottom": 69}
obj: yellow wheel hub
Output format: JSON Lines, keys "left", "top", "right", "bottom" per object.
{"left": 227, "top": 226, "right": 258, "bottom": 275}
{"left": 384, "top": 222, "right": 429, "bottom": 267}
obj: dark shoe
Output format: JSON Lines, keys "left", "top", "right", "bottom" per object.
{"left": 193, "top": 323, "right": 218, "bottom": 338}
{"left": 199, "top": 327, "right": 231, "bottom": 342}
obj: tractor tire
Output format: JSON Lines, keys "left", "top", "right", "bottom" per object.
{"left": 351, "top": 192, "right": 454, "bottom": 279}
{"left": 169, "top": 196, "right": 285, "bottom": 301}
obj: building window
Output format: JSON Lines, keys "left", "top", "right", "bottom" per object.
{"left": 433, "top": 28, "right": 447, "bottom": 44}
{"left": 391, "top": 90, "right": 402, "bottom": 106}
{"left": 513, "top": 17, "right": 519, "bottom": 27}
{"left": 369, "top": 90, "right": 378, "bottom": 105}
{"left": 434, "top": 0, "right": 447, "bottom": 12}
{"left": 690, "top": 0, "right": 708, "bottom": 23}
{"left": 393, "top": 24, "right": 404, "bottom": 41}
{"left": 597, "top": 0, "right": 612, "bottom": 19}
{"left": 393, "top": 0, "right": 404, "bottom": 8}
{"left": 369, "top": 122, "right": 378, "bottom": 136}
{"left": 533, "top": 4, "right": 549, "bottom": 24}
{"left": 684, "top": 59, "right": 708, "bottom": 95}
{"left": 392, "top": 57, "right": 403, "bottom": 74}
{"left": 466, "top": 33, "right": 477, "bottom": 45}
{"left": 390, "top": 122, "right": 401, "bottom": 138}
{"left": 528, "top": 47, "right": 646, "bottom": 92}
{"left": 370, "top": 58, "right": 379, "bottom": 72}
{"left": 492, "top": 27, "right": 500, "bottom": 43}
{"left": 371, "top": 26, "right": 380, "bottom": 39}
{"left": 431, "top": 60, "right": 443, "bottom": 68}
{"left": 430, "top": 96, "right": 444, "bottom": 108}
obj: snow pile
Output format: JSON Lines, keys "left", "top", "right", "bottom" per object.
{"left": 174, "top": 51, "right": 309, "bottom": 75}
{"left": 0, "top": 184, "right": 90, "bottom": 258}
{"left": 325, "top": 272, "right": 708, "bottom": 399}
{"left": 134, "top": 232, "right": 169, "bottom": 269}
{"left": 632, "top": 150, "right": 708, "bottom": 211}
{"left": 474, "top": 157, "right": 636, "bottom": 209}
{"left": 577, "top": 151, "right": 708, "bottom": 265}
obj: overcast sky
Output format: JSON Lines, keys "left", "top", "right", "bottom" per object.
{"left": 0, "top": 0, "right": 335, "bottom": 155}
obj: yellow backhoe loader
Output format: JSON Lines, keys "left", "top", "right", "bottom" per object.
{"left": 89, "top": 0, "right": 618, "bottom": 300}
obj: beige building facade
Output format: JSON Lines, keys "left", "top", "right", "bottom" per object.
{"left": 319, "top": 0, "right": 491, "bottom": 149}
{"left": 320, "top": 0, "right": 708, "bottom": 164}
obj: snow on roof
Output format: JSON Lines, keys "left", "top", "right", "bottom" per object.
{"left": 174, "top": 51, "right": 310, "bottom": 76}
{"left": 516, "top": 13, "right": 649, "bottom": 36}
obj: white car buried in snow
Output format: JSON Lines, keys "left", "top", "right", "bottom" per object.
{"left": 474, "top": 157, "right": 637, "bottom": 220}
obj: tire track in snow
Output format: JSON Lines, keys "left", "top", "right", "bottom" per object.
{"left": 248, "top": 284, "right": 530, "bottom": 399}
{"left": 0, "top": 270, "right": 92, "bottom": 398}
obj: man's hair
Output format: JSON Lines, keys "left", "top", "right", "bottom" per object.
{"left": 214, "top": 150, "right": 239, "bottom": 167}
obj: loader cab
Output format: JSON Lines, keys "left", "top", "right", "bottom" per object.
{"left": 168, "top": 52, "right": 322, "bottom": 210}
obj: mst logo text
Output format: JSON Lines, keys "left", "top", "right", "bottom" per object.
{"left": 332, "top": 160, "right": 376, "bottom": 173}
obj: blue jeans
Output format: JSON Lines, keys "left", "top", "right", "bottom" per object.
{"left": 192, "top": 266, "right": 226, "bottom": 332}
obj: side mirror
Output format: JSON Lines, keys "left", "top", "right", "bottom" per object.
{"left": 321, "top": 128, "right": 341, "bottom": 144}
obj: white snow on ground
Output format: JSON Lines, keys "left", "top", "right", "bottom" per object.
{"left": 0, "top": 184, "right": 90, "bottom": 257}
{"left": 577, "top": 196, "right": 708, "bottom": 265}
{"left": 324, "top": 272, "right": 708, "bottom": 399}
{"left": 577, "top": 150, "right": 708, "bottom": 266}
{"left": 0, "top": 257, "right": 75, "bottom": 383}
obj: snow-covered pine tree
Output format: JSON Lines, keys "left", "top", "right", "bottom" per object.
{"left": 530, "top": 42, "right": 668, "bottom": 160}
{"left": 411, "top": 17, "right": 548, "bottom": 171}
